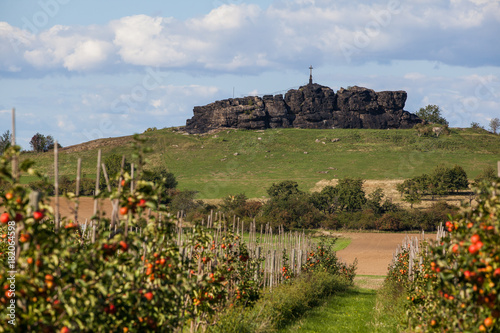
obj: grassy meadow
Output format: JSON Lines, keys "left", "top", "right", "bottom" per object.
{"left": 20, "top": 127, "right": 500, "bottom": 199}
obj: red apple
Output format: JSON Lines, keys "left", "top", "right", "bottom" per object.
{"left": 469, "top": 244, "right": 479, "bottom": 254}
{"left": 33, "top": 211, "right": 44, "bottom": 221}
{"left": 471, "top": 234, "right": 481, "bottom": 244}
{"left": 144, "top": 292, "right": 153, "bottom": 301}
{"left": 0, "top": 213, "right": 10, "bottom": 224}
{"left": 119, "top": 241, "right": 128, "bottom": 252}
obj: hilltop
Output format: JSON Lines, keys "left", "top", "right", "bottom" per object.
{"left": 19, "top": 127, "right": 500, "bottom": 199}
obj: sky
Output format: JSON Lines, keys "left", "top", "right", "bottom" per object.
{"left": 0, "top": 0, "right": 499, "bottom": 149}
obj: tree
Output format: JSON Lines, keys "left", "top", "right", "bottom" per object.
{"left": 397, "top": 179, "right": 422, "bottom": 208}
{"left": 335, "top": 177, "right": 366, "bottom": 212}
{"left": 0, "top": 130, "right": 11, "bottom": 155}
{"left": 267, "top": 180, "right": 302, "bottom": 200}
{"left": 447, "top": 165, "right": 469, "bottom": 192}
{"left": 263, "top": 181, "right": 322, "bottom": 229}
{"left": 310, "top": 185, "right": 341, "bottom": 214}
{"left": 29, "top": 133, "right": 60, "bottom": 152}
{"left": 365, "top": 188, "right": 385, "bottom": 214}
{"left": 489, "top": 117, "right": 500, "bottom": 134}
{"left": 416, "top": 105, "right": 449, "bottom": 126}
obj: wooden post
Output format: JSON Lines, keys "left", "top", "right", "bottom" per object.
{"left": 91, "top": 224, "right": 96, "bottom": 244}
{"left": 54, "top": 141, "right": 60, "bottom": 230}
{"left": 11, "top": 108, "right": 18, "bottom": 182}
{"left": 75, "top": 158, "right": 81, "bottom": 223}
{"left": 130, "top": 163, "right": 135, "bottom": 192}
{"left": 93, "top": 149, "right": 102, "bottom": 218}
{"left": 255, "top": 246, "right": 261, "bottom": 281}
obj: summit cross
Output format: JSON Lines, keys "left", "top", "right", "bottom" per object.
{"left": 309, "top": 65, "right": 313, "bottom": 85}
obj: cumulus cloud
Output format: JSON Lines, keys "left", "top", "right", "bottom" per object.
{"left": 63, "top": 39, "right": 114, "bottom": 71}
{"left": 0, "top": 0, "right": 498, "bottom": 76}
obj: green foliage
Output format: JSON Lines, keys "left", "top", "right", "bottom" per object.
{"left": 142, "top": 166, "right": 177, "bottom": 204}
{"left": 416, "top": 105, "right": 449, "bottom": 126}
{"left": 221, "top": 193, "right": 248, "bottom": 213}
{"left": 388, "top": 181, "right": 500, "bottom": 332}
{"left": 100, "top": 153, "right": 132, "bottom": 190}
{"left": 0, "top": 130, "right": 10, "bottom": 155}
{"left": 310, "top": 178, "right": 367, "bottom": 214}
{"left": 262, "top": 181, "right": 322, "bottom": 229}
{"left": 335, "top": 178, "right": 367, "bottom": 212}
{"left": 396, "top": 164, "right": 469, "bottom": 205}
{"left": 263, "top": 192, "right": 323, "bottom": 229}
{"left": 310, "top": 178, "right": 367, "bottom": 213}
{"left": 267, "top": 180, "right": 301, "bottom": 200}
{"left": 365, "top": 187, "right": 384, "bottom": 213}
{"left": 0, "top": 139, "right": 269, "bottom": 332}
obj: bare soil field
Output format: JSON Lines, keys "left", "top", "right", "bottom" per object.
{"left": 336, "top": 232, "right": 432, "bottom": 276}
{"left": 49, "top": 197, "right": 114, "bottom": 222}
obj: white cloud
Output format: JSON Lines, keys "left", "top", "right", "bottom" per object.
{"left": 64, "top": 39, "right": 114, "bottom": 71}
{"left": 22, "top": 25, "right": 115, "bottom": 71}
{"left": 1, "top": 0, "right": 499, "bottom": 75}
{"left": 190, "top": 4, "right": 261, "bottom": 31}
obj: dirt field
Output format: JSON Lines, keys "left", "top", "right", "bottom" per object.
{"left": 336, "top": 232, "right": 426, "bottom": 276}
{"left": 49, "top": 197, "right": 114, "bottom": 222}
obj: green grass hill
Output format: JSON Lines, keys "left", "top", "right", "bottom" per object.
{"left": 19, "top": 127, "right": 500, "bottom": 199}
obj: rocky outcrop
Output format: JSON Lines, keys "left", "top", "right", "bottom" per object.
{"left": 185, "top": 83, "right": 421, "bottom": 133}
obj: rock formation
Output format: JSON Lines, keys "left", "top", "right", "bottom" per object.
{"left": 185, "top": 83, "right": 421, "bottom": 134}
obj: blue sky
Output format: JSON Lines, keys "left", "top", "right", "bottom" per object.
{"left": 0, "top": 0, "right": 499, "bottom": 149}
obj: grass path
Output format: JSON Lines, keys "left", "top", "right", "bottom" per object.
{"left": 280, "top": 288, "right": 379, "bottom": 333}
